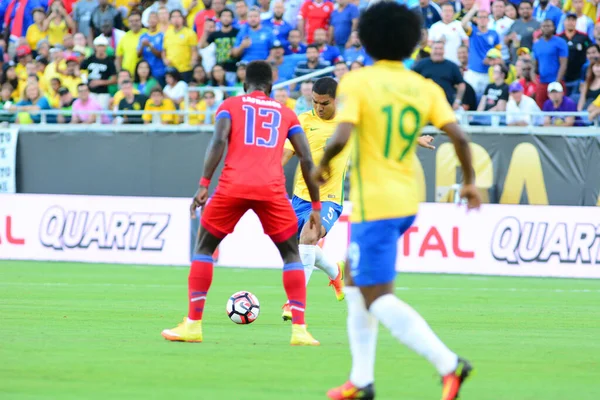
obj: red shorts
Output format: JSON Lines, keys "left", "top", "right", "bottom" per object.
{"left": 201, "top": 192, "right": 298, "bottom": 243}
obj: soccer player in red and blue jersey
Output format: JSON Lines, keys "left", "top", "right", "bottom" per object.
{"left": 161, "top": 61, "right": 322, "bottom": 346}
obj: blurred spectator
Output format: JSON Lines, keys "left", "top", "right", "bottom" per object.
{"left": 506, "top": 81, "right": 541, "bottom": 126}
{"left": 294, "top": 80, "right": 313, "bottom": 114}
{"left": 506, "top": 1, "right": 539, "bottom": 63}
{"left": 208, "top": 63, "right": 229, "bottom": 101}
{"left": 206, "top": 9, "right": 239, "bottom": 84}
{"left": 333, "top": 60, "right": 348, "bottom": 82}
{"left": 73, "top": 0, "right": 99, "bottom": 42}
{"left": 488, "top": 0, "right": 514, "bottom": 62}
{"left": 486, "top": 48, "right": 516, "bottom": 84}
{"left": 117, "top": 79, "right": 147, "bottom": 124}
{"left": 563, "top": 0, "right": 597, "bottom": 21}
{"left": 10, "top": 82, "right": 51, "bottom": 124}
{"left": 478, "top": 64, "right": 509, "bottom": 112}
{"left": 233, "top": 61, "right": 246, "bottom": 90}
{"left": 110, "top": 69, "right": 137, "bottom": 109}
{"left": 74, "top": 33, "right": 94, "bottom": 58}
{"left": 199, "top": 18, "right": 217, "bottom": 72}
{"left": 71, "top": 82, "right": 108, "bottom": 124}
{"left": 235, "top": 0, "right": 249, "bottom": 27}
{"left": 62, "top": 33, "right": 76, "bottom": 54}
{"left": 98, "top": 20, "right": 125, "bottom": 57}
{"left": 413, "top": 41, "right": 465, "bottom": 109}
{"left": 44, "top": 48, "right": 65, "bottom": 89}
{"left": 505, "top": 3, "right": 518, "bottom": 19}
{"left": 263, "top": 1, "right": 293, "bottom": 46}
{"left": 298, "top": 0, "right": 334, "bottom": 44}
{"left": 180, "top": 82, "right": 202, "bottom": 124}
{"left": 586, "top": 93, "right": 600, "bottom": 121}
{"left": 157, "top": 6, "right": 170, "bottom": 32}
{"left": 578, "top": 61, "right": 600, "bottom": 111}
{"left": 558, "top": 12, "right": 591, "bottom": 96}
{"left": 90, "top": 0, "right": 124, "bottom": 43}
{"left": 349, "top": 59, "right": 363, "bottom": 70}
{"left": 182, "top": 0, "right": 203, "bottom": 29}
{"left": 163, "top": 67, "right": 187, "bottom": 105}
{"left": 343, "top": 30, "right": 372, "bottom": 65}
{"left": 285, "top": 29, "right": 307, "bottom": 55}
{"left": 2, "top": 64, "right": 21, "bottom": 100}
{"left": 81, "top": 36, "right": 117, "bottom": 109}
{"left": 517, "top": 60, "right": 537, "bottom": 98}
{"left": 543, "top": 82, "right": 578, "bottom": 126}
{"left": 142, "top": 0, "right": 184, "bottom": 29}
{"left": 533, "top": 19, "right": 568, "bottom": 108}
{"left": 134, "top": 60, "right": 160, "bottom": 97}
{"left": 138, "top": 11, "right": 166, "bottom": 85}
{"left": 56, "top": 86, "right": 75, "bottom": 123}
{"left": 163, "top": 10, "right": 198, "bottom": 82}
{"left": 267, "top": 40, "right": 299, "bottom": 81}
{"left": 429, "top": 3, "right": 468, "bottom": 66}
{"left": 274, "top": 87, "right": 296, "bottom": 109}
{"left": 46, "top": 76, "right": 61, "bottom": 107}
{"left": 312, "top": 28, "right": 340, "bottom": 65}
{"left": 26, "top": 8, "right": 47, "bottom": 50}
{"left": 194, "top": 0, "right": 225, "bottom": 39}
{"left": 277, "top": 0, "right": 303, "bottom": 29}
{"left": 329, "top": 0, "right": 359, "bottom": 50}
{"left": 0, "top": 0, "right": 45, "bottom": 40}
{"left": 232, "top": 8, "right": 275, "bottom": 63}
{"left": 414, "top": 0, "right": 441, "bottom": 29}
{"left": 117, "top": 12, "right": 146, "bottom": 76}
{"left": 61, "top": 54, "right": 83, "bottom": 96}
{"left": 580, "top": 44, "right": 600, "bottom": 82}
{"left": 534, "top": 0, "right": 562, "bottom": 28}
{"left": 143, "top": 86, "right": 176, "bottom": 124}
{"left": 558, "top": 0, "right": 594, "bottom": 38}
{"left": 15, "top": 45, "right": 33, "bottom": 81}
{"left": 45, "top": 1, "right": 75, "bottom": 47}
{"left": 37, "top": 39, "right": 51, "bottom": 60}
{"left": 191, "top": 63, "right": 209, "bottom": 86}
{"left": 258, "top": 0, "right": 272, "bottom": 20}
{"left": 294, "top": 44, "right": 329, "bottom": 81}
{"left": 197, "top": 89, "right": 218, "bottom": 124}
{"left": 463, "top": 8, "right": 501, "bottom": 98}
{"left": 457, "top": 44, "right": 469, "bottom": 73}
{"left": 455, "top": 0, "right": 475, "bottom": 22}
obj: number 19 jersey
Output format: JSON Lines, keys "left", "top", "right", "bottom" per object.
{"left": 335, "top": 60, "right": 457, "bottom": 222}
{"left": 214, "top": 91, "right": 303, "bottom": 200}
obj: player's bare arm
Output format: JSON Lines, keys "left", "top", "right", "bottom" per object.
{"left": 281, "top": 148, "right": 295, "bottom": 166}
{"left": 190, "top": 117, "right": 231, "bottom": 218}
{"left": 289, "top": 132, "right": 322, "bottom": 233}
{"left": 441, "top": 122, "right": 481, "bottom": 210}
{"left": 418, "top": 135, "right": 435, "bottom": 149}
{"left": 312, "top": 122, "right": 353, "bottom": 185}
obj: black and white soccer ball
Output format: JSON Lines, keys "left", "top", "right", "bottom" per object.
{"left": 226, "top": 291, "right": 260, "bottom": 324}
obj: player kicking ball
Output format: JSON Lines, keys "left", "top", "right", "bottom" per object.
{"left": 161, "top": 61, "right": 322, "bottom": 346}
{"left": 280, "top": 77, "right": 436, "bottom": 321}
{"left": 314, "top": 3, "right": 482, "bottom": 400}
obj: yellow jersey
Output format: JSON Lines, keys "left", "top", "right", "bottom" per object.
{"left": 143, "top": 98, "right": 177, "bottom": 124}
{"left": 116, "top": 29, "right": 147, "bottom": 76}
{"left": 26, "top": 24, "right": 47, "bottom": 50}
{"left": 163, "top": 26, "right": 198, "bottom": 73}
{"left": 284, "top": 110, "right": 351, "bottom": 205}
{"left": 336, "top": 60, "right": 456, "bottom": 222}
{"left": 47, "top": 19, "right": 68, "bottom": 46}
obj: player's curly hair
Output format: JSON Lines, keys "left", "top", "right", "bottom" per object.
{"left": 245, "top": 61, "right": 273, "bottom": 89}
{"left": 358, "top": 2, "right": 422, "bottom": 62}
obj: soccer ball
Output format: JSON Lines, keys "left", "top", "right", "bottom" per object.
{"left": 226, "top": 291, "right": 260, "bottom": 324}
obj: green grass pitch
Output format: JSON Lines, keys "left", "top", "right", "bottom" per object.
{"left": 1, "top": 261, "right": 600, "bottom": 399}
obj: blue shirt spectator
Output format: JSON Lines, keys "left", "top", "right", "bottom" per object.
{"left": 344, "top": 46, "right": 373, "bottom": 66}
{"left": 279, "top": 53, "right": 306, "bottom": 80}
{"left": 312, "top": 28, "right": 342, "bottom": 64}
{"left": 534, "top": 2, "right": 562, "bottom": 28}
{"left": 468, "top": 25, "right": 500, "bottom": 73}
{"left": 330, "top": 0, "right": 359, "bottom": 47}
{"left": 413, "top": 0, "right": 442, "bottom": 29}
{"left": 533, "top": 34, "right": 569, "bottom": 83}
{"left": 557, "top": 13, "right": 594, "bottom": 39}
{"left": 138, "top": 29, "right": 166, "bottom": 79}
{"left": 262, "top": 18, "right": 293, "bottom": 46}
{"left": 294, "top": 45, "right": 331, "bottom": 80}
{"left": 234, "top": 11, "right": 276, "bottom": 62}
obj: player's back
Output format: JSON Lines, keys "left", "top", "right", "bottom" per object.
{"left": 215, "top": 91, "right": 303, "bottom": 200}
{"left": 336, "top": 61, "right": 456, "bottom": 222}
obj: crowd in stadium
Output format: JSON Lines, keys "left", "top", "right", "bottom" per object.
{"left": 0, "top": 0, "right": 599, "bottom": 126}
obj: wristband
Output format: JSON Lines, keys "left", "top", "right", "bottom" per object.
{"left": 311, "top": 201, "right": 322, "bottom": 211}
{"left": 199, "top": 177, "right": 210, "bottom": 187}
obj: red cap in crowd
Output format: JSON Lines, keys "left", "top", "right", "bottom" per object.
{"left": 16, "top": 45, "right": 32, "bottom": 58}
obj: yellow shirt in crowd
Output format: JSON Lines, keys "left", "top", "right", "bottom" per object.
{"left": 26, "top": 24, "right": 47, "bottom": 50}
{"left": 181, "top": 0, "right": 205, "bottom": 27}
{"left": 117, "top": 28, "right": 147, "bottom": 76}
{"left": 143, "top": 98, "right": 177, "bottom": 124}
{"left": 163, "top": 26, "right": 198, "bottom": 73}
{"left": 48, "top": 19, "right": 68, "bottom": 46}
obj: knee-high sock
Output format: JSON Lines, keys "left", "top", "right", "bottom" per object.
{"left": 187, "top": 254, "right": 214, "bottom": 321}
{"left": 299, "top": 244, "right": 316, "bottom": 286}
{"left": 314, "top": 245, "right": 340, "bottom": 280}
{"left": 283, "top": 262, "right": 306, "bottom": 325}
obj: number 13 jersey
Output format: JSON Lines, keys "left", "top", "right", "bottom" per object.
{"left": 215, "top": 91, "right": 303, "bottom": 200}
{"left": 336, "top": 60, "right": 457, "bottom": 222}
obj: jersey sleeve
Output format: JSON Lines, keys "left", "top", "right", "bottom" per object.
{"left": 298, "top": 0, "right": 309, "bottom": 19}
{"left": 335, "top": 73, "right": 362, "bottom": 125}
{"left": 215, "top": 99, "right": 232, "bottom": 121}
{"left": 427, "top": 82, "right": 457, "bottom": 129}
{"left": 286, "top": 110, "right": 304, "bottom": 138}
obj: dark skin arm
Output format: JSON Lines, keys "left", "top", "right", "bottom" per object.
{"left": 288, "top": 131, "right": 321, "bottom": 232}
{"left": 190, "top": 117, "right": 230, "bottom": 217}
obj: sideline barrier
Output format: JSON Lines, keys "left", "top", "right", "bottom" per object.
{"left": 2, "top": 194, "right": 600, "bottom": 279}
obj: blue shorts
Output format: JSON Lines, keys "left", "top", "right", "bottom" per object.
{"left": 292, "top": 195, "right": 343, "bottom": 237}
{"left": 348, "top": 216, "right": 416, "bottom": 287}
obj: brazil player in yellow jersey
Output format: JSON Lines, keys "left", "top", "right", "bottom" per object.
{"left": 313, "top": 3, "right": 482, "bottom": 400}
{"left": 281, "top": 77, "right": 436, "bottom": 321}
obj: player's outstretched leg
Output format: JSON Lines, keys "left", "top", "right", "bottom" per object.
{"left": 314, "top": 245, "right": 345, "bottom": 301}
{"left": 161, "top": 227, "right": 222, "bottom": 343}
{"left": 274, "top": 234, "right": 320, "bottom": 346}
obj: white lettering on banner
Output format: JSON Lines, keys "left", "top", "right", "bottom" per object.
{"left": 39, "top": 206, "right": 170, "bottom": 251}
{"left": 0, "top": 128, "right": 18, "bottom": 193}
{"left": 0, "top": 194, "right": 190, "bottom": 266}
{"left": 491, "top": 218, "right": 600, "bottom": 265}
